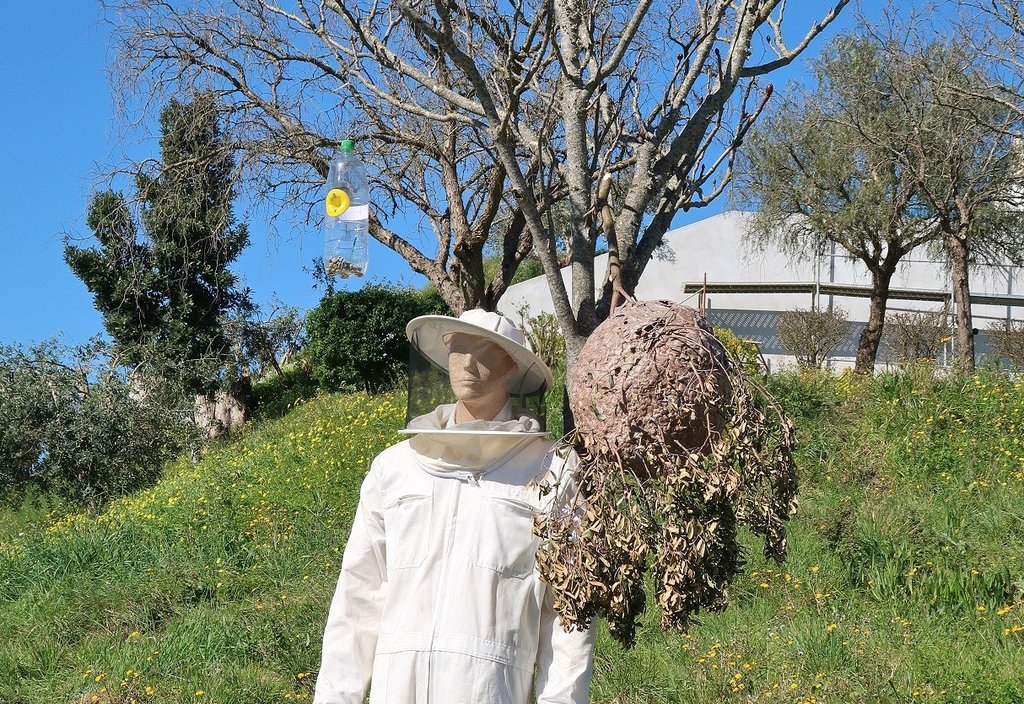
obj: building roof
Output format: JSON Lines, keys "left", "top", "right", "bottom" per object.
{"left": 497, "top": 210, "right": 1023, "bottom": 325}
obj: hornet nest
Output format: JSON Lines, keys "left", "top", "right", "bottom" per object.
{"left": 535, "top": 299, "right": 798, "bottom": 647}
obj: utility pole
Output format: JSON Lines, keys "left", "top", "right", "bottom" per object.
{"left": 828, "top": 241, "right": 836, "bottom": 313}
{"left": 1008, "top": 265, "right": 1014, "bottom": 324}
{"left": 813, "top": 237, "right": 823, "bottom": 311}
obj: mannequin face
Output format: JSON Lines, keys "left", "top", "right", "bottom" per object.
{"left": 446, "top": 333, "right": 517, "bottom": 404}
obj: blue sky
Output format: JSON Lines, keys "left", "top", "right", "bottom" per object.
{"left": 0, "top": 2, "right": 861, "bottom": 348}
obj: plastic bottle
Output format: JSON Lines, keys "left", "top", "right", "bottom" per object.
{"left": 322, "top": 139, "right": 369, "bottom": 278}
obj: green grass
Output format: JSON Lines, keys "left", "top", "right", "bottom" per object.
{"left": 0, "top": 391, "right": 403, "bottom": 704}
{"left": 1, "top": 368, "right": 1023, "bottom": 703}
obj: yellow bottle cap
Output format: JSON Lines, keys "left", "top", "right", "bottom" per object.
{"left": 326, "top": 188, "right": 350, "bottom": 217}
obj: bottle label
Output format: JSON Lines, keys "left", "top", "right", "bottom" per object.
{"left": 336, "top": 204, "right": 369, "bottom": 222}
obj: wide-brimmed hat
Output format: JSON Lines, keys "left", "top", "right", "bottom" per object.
{"left": 405, "top": 308, "right": 554, "bottom": 396}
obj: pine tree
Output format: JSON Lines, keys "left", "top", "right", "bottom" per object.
{"left": 66, "top": 94, "right": 250, "bottom": 395}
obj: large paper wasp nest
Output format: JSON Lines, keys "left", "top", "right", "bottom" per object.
{"left": 536, "top": 300, "right": 798, "bottom": 647}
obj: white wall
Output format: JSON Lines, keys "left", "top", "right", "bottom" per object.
{"left": 497, "top": 210, "right": 1023, "bottom": 366}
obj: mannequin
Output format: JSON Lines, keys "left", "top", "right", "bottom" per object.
{"left": 313, "top": 309, "right": 594, "bottom": 704}
{"left": 446, "top": 332, "right": 517, "bottom": 423}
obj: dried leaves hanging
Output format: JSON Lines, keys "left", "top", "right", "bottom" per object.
{"left": 535, "top": 300, "right": 797, "bottom": 647}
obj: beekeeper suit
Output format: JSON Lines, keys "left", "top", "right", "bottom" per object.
{"left": 313, "top": 309, "right": 595, "bottom": 704}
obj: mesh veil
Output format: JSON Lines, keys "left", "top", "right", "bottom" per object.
{"left": 406, "top": 327, "right": 548, "bottom": 430}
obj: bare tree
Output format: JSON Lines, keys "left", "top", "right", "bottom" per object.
{"left": 105, "top": 0, "right": 847, "bottom": 358}
{"left": 106, "top": 0, "right": 551, "bottom": 314}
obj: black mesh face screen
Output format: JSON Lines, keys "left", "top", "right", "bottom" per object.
{"left": 405, "top": 329, "right": 548, "bottom": 430}
{"left": 512, "top": 384, "right": 547, "bottom": 430}
{"left": 406, "top": 341, "right": 457, "bottom": 425}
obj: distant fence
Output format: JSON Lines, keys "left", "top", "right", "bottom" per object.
{"left": 705, "top": 308, "right": 1005, "bottom": 367}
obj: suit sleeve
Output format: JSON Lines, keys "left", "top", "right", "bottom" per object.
{"left": 534, "top": 448, "right": 596, "bottom": 704}
{"left": 534, "top": 586, "right": 597, "bottom": 703}
{"left": 313, "top": 463, "right": 388, "bottom": 704}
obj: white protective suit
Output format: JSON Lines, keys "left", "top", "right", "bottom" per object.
{"left": 313, "top": 401, "right": 595, "bottom": 704}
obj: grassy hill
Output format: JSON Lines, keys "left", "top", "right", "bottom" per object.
{"left": 1, "top": 368, "right": 1022, "bottom": 703}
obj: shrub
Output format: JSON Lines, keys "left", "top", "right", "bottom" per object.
{"left": 776, "top": 307, "right": 849, "bottom": 368}
{"left": 483, "top": 252, "right": 545, "bottom": 287}
{"left": 512, "top": 303, "right": 569, "bottom": 438}
{"left": 713, "top": 326, "right": 765, "bottom": 378}
{"left": 766, "top": 366, "right": 848, "bottom": 424}
{"left": 250, "top": 355, "right": 319, "bottom": 422}
{"left": 0, "top": 339, "right": 198, "bottom": 510}
{"left": 514, "top": 303, "right": 567, "bottom": 374}
{"left": 884, "top": 309, "right": 948, "bottom": 364}
{"left": 305, "top": 284, "right": 449, "bottom": 394}
{"left": 987, "top": 318, "right": 1024, "bottom": 369}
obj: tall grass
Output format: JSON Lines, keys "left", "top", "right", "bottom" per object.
{"left": 1, "top": 368, "right": 1022, "bottom": 703}
{"left": 0, "top": 391, "right": 403, "bottom": 703}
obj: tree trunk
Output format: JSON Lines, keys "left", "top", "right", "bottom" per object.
{"left": 454, "top": 242, "right": 486, "bottom": 313}
{"left": 194, "top": 374, "right": 253, "bottom": 438}
{"left": 854, "top": 268, "right": 894, "bottom": 374}
{"left": 947, "top": 231, "right": 975, "bottom": 373}
{"left": 435, "top": 274, "right": 469, "bottom": 316}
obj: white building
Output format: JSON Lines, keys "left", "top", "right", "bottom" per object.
{"left": 496, "top": 210, "right": 1023, "bottom": 370}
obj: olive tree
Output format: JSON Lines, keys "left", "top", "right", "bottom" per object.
{"left": 733, "top": 34, "right": 937, "bottom": 373}
{"left": 886, "top": 38, "right": 1024, "bottom": 372}
{"left": 0, "top": 339, "right": 198, "bottom": 510}
{"left": 736, "top": 25, "right": 1024, "bottom": 373}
